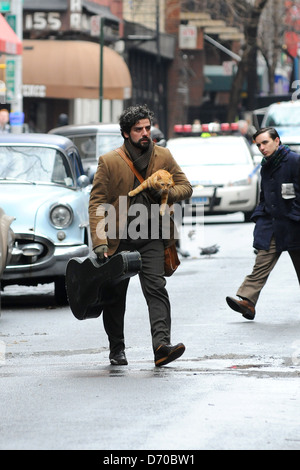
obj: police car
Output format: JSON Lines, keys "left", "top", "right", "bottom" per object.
{"left": 167, "top": 123, "right": 260, "bottom": 221}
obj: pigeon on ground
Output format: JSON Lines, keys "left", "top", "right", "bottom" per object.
{"left": 200, "top": 244, "right": 220, "bottom": 256}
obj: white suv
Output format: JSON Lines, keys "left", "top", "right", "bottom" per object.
{"left": 261, "top": 100, "right": 300, "bottom": 137}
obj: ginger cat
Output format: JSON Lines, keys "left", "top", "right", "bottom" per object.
{"left": 128, "top": 169, "right": 174, "bottom": 215}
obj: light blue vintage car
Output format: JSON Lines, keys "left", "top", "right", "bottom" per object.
{"left": 0, "top": 134, "right": 91, "bottom": 304}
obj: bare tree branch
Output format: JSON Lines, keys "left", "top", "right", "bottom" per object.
{"left": 226, "top": 0, "right": 269, "bottom": 121}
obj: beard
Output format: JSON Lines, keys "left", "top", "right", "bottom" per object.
{"left": 129, "top": 134, "right": 151, "bottom": 150}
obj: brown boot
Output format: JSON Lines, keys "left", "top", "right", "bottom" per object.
{"left": 226, "top": 296, "right": 255, "bottom": 320}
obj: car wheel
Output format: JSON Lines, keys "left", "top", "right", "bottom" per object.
{"left": 54, "top": 277, "right": 68, "bottom": 306}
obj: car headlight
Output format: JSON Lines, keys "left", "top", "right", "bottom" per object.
{"left": 228, "top": 177, "right": 251, "bottom": 187}
{"left": 50, "top": 203, "right": 73, "bottom": 229}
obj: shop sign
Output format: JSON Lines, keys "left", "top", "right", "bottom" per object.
{"left": 179, "top": 25, "right": 203, "bottom": 50}
{"left": 22, "top": 84, "right": 47, "bottom": 98}
{"left": 23, "top": 1, "right": 118, "bottom": 37}
{"left": 179, "top": 25, "right": 197, "bottom": 49}
{"left": 70, "top": 0, "right": 81, "bottom": 30}
{"left": 24, "top": 12, "right": 62, "bottom": 31}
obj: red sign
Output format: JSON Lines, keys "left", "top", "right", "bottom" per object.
{"left": 285, "top": 31, "right": 300, "bottom": 58}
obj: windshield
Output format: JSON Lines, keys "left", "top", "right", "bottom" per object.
{"left": 167, "top": 138, "right": 251, "bottom": 166}
{"left": 97, "top": 134, "right": 124, "bottom": 156}
{"left": 72, "top": 133, "right": 123, "bottom": 160}
{"left": 0, "top": 146, "right": 74, "bottom": 186}
{"left": 265, "top": 106, "right": 300, "bottom": 127}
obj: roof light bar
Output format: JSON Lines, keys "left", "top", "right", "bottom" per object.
{"left": 173, "top": 122, "right": 241, "bottom": 136}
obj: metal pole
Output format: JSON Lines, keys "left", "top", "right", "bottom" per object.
{"left": 99, "top": 16, "right": 104, "bottom": 122}
{"left": 156, "top": 0, "right": 162, "bottom": 124}
{"left": 204, "top": 34, "right": 241, "bottom": 62}
{"left": 8, "top": 0, "right": 23, "bottom": 133}
{"left": 294, "top": 57, "right": 299, "bottom": 82}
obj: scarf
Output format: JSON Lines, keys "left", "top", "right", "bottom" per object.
{"left": 122, "top": 139, "right": 154, "bottom": 243}
{"left": 124, "top": 139, "right": 153, "bottom": 178}
{"left": 261, "top": 144, "right": 289, "bottom": 168}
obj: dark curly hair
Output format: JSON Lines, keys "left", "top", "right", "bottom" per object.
{"left": 119, "top": 104, "right": 154, "bottom": 138}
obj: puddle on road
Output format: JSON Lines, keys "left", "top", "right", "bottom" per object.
{"left": 1, "top": 348, "right": 300, "bottom": 379}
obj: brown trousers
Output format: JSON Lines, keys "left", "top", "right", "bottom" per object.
{"left": 237, "top": 237, "right": 300, "bottom": 305}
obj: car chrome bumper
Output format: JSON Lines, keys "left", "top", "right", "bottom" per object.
{"left": 2, "top": 243, "right": 89, "bottom": 283}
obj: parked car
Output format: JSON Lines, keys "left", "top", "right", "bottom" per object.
{"left": 49, "top": 123, "right": 123, "bottom": 180}
{"left": 261, "top": 100, "right": 300, "bottom": 137}
{"left": 167, "top": 132, "right": 260, "bottom": 221}
{"left": 0, "top": 207, "right": 14, "bottom": 314}
{"left": 49, "top": 123, "right": 166, "bottom": 180}
{"left": 0, "top": 134, "right": 90, "bottom": 304}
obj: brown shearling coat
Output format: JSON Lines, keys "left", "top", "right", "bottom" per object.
{"left": 89, "top": 143, "right": 193, "bottom": 255}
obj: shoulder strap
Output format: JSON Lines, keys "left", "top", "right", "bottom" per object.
{"left": 115, "top": 148, "right": 144, "bottom": 183}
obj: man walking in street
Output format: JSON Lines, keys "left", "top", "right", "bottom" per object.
{"left": 226, "top": 127, "right": 300, "bottom": 320}
{"left": 89, "top": 105, "right": 192, "bottom": 365}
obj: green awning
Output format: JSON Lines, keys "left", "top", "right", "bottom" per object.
{"left": 204, "top": 65, "right": 242, "bottom": 92}
{"left": 204, "top": 65, "right": 264, "bottom": 92}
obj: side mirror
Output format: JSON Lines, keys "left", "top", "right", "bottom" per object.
{"left": 77, "top": 175, "right": 90, "bottom": 188}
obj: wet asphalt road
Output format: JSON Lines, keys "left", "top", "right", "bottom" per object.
{"left": 0, "top": 213, "right": 300, "bottom": 451}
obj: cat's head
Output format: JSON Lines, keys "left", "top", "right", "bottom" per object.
{"left": 154, "top": 170, "right": 174, "bottom": 192}
{"left": 160, "top": 177, "right": 174, "bottom": 192}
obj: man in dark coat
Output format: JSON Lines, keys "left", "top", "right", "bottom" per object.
{"left": 226, "top": 127, "right": 300, "bottom": 320}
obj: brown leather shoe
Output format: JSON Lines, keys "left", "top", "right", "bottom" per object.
{"left": 226, "top": 297, "right": 255, "bottom": 320}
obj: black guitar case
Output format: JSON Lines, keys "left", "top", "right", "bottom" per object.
{"left": 66, "top": 251, "right": 142, "bottom": 320}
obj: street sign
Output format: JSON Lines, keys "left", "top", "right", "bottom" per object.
{"left": 223, "top": 61, "right": 235, "bottom": 76}
{"left": 6, "top": 14, "right": 16, "bottom": 32}
{"left": 90, "top": 15, "right": 101, "bottom": 36}
{"left": 0, "top": 1, "right": 10, "bottom": 12}
{"left": 5, "top": 58, "right": 15, "bottom": 102}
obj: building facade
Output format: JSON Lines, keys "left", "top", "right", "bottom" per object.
{"left": 2, "top": 0, "right": 260, "bottom": 136}
{"left": 21, "top": 0, "right": 131, "bottom": 131}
